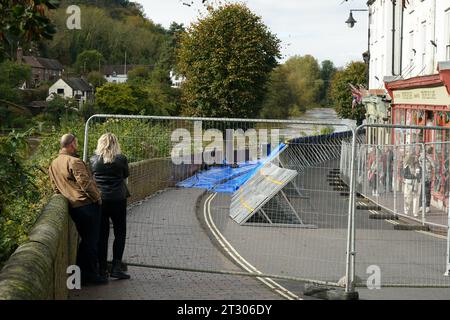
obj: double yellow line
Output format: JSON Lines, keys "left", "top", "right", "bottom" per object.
{"left": 204, "top": 193, "right": 299, "bottom": 300}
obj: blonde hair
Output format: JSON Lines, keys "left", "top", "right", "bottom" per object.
{"left": 95, "top": 133, "right": 121, "bottom": 164}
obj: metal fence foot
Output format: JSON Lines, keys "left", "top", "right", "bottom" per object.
{"left": 303, "top": 285, "right": 359, "bottom": 300}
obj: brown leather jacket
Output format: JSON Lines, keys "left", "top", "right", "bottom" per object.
{"left": 49, "top": 150, "right": 101, "bottom": 208}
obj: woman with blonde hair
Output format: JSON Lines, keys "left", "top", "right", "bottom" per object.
{"left": 91, "top": 133, "right": 131, "bottom": 279}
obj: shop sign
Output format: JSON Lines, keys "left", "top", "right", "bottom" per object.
{"left": 392, "top": 86, "right": 450, "bottom": 107}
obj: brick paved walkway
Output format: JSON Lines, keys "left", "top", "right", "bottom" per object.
{"left": 69, "top": 163, "right": 450, "bottom": 300}
{"left": 70, "top": 188, "right": 283, "bottom": 300}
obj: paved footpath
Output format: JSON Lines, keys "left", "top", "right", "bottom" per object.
{"left": 70, "top": 188, "right": 283, "bottom": 300}
{"left": 70, "top": 162, "right": 450, "bottom": 300}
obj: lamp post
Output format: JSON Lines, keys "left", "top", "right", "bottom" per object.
{"left": 345, "top": 8, "right": 370, "bottom": 83}
{"left": 345, "top": 9, "right": 368, "bottom": 28}
{"left": 344, "top": 8, "right": 369, "bottom": 295}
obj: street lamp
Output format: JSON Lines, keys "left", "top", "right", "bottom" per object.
{"left": 345, "top": 9, "right": 368, "bottom": 28}
{"left": 345, "top": 8, "right": 370, "bottom": 93}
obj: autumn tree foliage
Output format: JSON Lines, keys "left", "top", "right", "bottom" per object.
{"left": 329, "top": 61, "right": 368, "bottom": 125}
{"left": 177, "top": 3, "right": 281, "bottom": 118}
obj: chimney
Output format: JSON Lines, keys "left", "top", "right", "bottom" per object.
{"left": 16, "top": 47, "right": 23, "bottom": 63}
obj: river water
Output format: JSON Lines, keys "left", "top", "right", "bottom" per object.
{"left": 285, "top": 107, "right": 356, "bottom": 137}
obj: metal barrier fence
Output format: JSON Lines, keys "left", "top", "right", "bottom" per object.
{"left": 83, "top": 114, "right": 358, "bottom": 295}
{"left": 341, "top": 124, "right": 450, "bottom": 287}
{"left": 82, "top": 116, "right": 450, "bottom": 293}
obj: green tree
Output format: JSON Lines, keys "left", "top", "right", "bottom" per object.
{"left": 44, "top": 95, "right": 79, "bottom": 125}
{"left": 0, "top": 130, "right": 40, "bottom": 264}
{"left": 259, "top": 66, "right": 293, "bottom": 119}
{"left": 58, "top": 0, "right": 145, "bottom": 18}
{"left": 87, "top": 71, "right": 106, "bottom": 89}
{"left": 156, "top": 22, "right": 185, "bottom": 75}
{"left": 127, "top": 66, "right": 152, "bottom": 86}
{"left": 260, "top": 55, "right": 323, "bottom": 119}
{"left": 319, "top": 60, "right": 337, "bottom": 106}
{"left": 0, "top": 60, "right": 31, "bottom": 102}
{"left": 284, "top": 55, "right": 323, "bottom": 115}
{"left": 0, "top": 0, "right": 60, "bottom": 60}
{"left": 177, "top": 3, "right": 281, "bottom": 118}
{"left": 95, "top": 82, "right": 172, "bottom": 115}
{"left": 95, "top": 83, "right": 140, "bottom": 114}
{"left": 0, "top": 60, "right": 32, "bottom": 128}
{"left": 145, "top": 68, "right": 178, "bottom": 116}
{"left": 127, "top": 66, "right": 179, "bottom": 115}
{"left": 75, "top": 50, "right": 105, "bottom": 75}
{"left": 45, "top": 5, "right": 168, "bottom": 66}
{"left": 329, "top": 61, "right": 368, "bottom": 125}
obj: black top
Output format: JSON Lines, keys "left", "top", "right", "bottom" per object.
{"left": 90, "top": 154, "right": 130, "bottom": 200}
{"left": 402, "top": 165, "right": 419, "bottom": 180}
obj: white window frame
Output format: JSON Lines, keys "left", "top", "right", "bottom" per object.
{"left": 445, "top": 10, "right": 450, "bottom": 60}
{"left": 421, "top": 21, "right": 427, "bottom": 74}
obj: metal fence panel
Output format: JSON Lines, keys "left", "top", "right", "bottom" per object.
{"left": 341, "top": 124, "right": 450, "bottom": 288}
{"left": 83, "top": 115, "right": 356, "bottom": 290}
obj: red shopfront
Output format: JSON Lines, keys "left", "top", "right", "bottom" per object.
{"left": 385, "top": 65, "right": 450, "bottom": 209}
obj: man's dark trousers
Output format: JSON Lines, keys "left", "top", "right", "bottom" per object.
{"left": 420, "top": 180, "right": 432, "bottom": 208}
{"left": 69, "top": 202, "right": 101, "bottom": 280}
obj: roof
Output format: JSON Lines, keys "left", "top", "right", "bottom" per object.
{"left": 36, "top": 57, "right": 63, "bottom": 70}
{"left": 63, "top": 78, "right": 92, "bottom": 92}
{"left": 22, "top": 56, "right": 42, "bottom": 68}
{"left": 22, "top": 56, "right": 63, "bottom": 70}
{"left": 102, "top": 64, "right": 149, "bottom": 76}
{"left": 384, "top": 74, "right": 442, "bottom": 91}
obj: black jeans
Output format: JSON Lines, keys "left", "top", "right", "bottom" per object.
{"left": 420, "top": 180, "right": 432, "bottom": 208}
{"left": 69, "top": 202, "right": 101, "bottom": 280}
{"left": 98, "top": 199, "right": 127, "bottom": 271}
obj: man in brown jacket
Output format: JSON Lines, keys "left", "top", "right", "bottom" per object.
{"left": 49, "top": 133, "right": 107, "bottom": 285}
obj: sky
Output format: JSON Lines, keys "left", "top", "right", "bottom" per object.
{"left": 137, "top": 0, "right": 369, "bottom": 68}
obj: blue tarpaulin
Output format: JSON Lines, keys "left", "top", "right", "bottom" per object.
{"left": 176, "top": 143, "right": 286, "bottom": 193}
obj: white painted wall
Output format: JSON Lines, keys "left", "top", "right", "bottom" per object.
{"left": 48, "top": 79, "right": 74, "bottom": 100}
{"left": 401, "top": 0, "right": 436, "bottom": 78}
{"left": 368, "top": 0, "right": 450, "bottom": 90}
{"left": 435, "top": 1, "right": 450, "bottom": 63}
{"left": 105, "top": 74, "right": 128, "bottom": 83}
{"left": 369, "top": 0, "right": 403, "bottom": 89}
{"left": 47, "top": 79, "right": 90, "bottom": 105}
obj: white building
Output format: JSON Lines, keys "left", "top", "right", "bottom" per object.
{"left": 103, "top": 65, "right": 132, "bottom": 83}
{"left": 368, "top": 0, "right": 450, "bottom": 89}
{"left": 366, "top": 0, "right": 450, "bottom": 209}
{"left": 47, "top": 78, "right": 93, "bottom": 106}
{"left": 364, "top": 0, "right": 450, "bottom": 144}
{"left": 170, "top": 70, "right": 185, "bottom": 88}
{"left": 105, "top": 73, "right": 128, "bottom": 83}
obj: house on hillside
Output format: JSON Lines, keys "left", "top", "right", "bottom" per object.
{"left": 103, "top": 64, "right": 147, "bottom": 83}
{"left": 47, "top": 78, "right": 94, "bottom": 106}
{"left": 17, "top": 48, "right": 64, "bottom": 87}
{"left": 170, "top": 70, "right": 185, "bottom": 88}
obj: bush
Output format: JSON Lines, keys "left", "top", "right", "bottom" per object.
{"left": 0, "top": 121, "right": 86, "bottom": 267}
{"left": 85, "top": 118, "right": 173, "bottom": 162}
{"left": 0, "top": 130, "right": 42, "bottom": 267}
{"left": 0, "top": 116, "right": 174, "bottom": 266}
{"left": 320, "top": 126, "right": 335, "bottom": 135}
